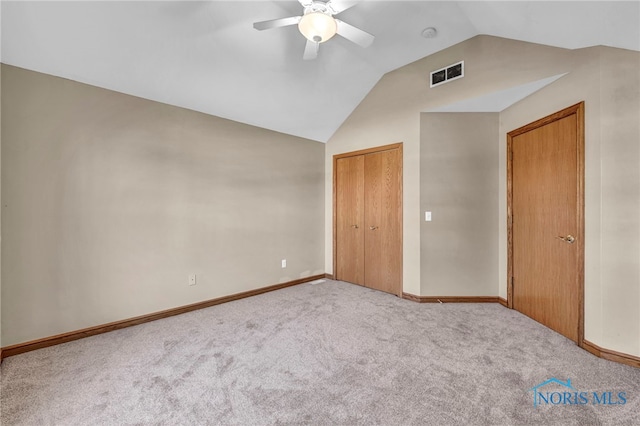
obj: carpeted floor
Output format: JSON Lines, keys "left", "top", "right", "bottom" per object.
{"left": 1, "top": 279, "right": 639, "bottom": 425}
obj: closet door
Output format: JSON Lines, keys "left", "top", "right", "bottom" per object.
{"left": 335, "top": 155, "right": 365, "bottom": 285}
{"left": 364, "top": 149, "right": 402, "bottom": 295}
{"left": 334, "top": 143, "right": 402, "bottom": 296}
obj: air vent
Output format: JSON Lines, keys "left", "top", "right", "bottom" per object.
{"left": 430, "top": 61, "right": 464, "bottom": 88}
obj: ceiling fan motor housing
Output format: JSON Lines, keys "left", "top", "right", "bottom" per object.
{"left": 253, "top": 0, "right": 374, "bottom": 60}
{"left": 298, "top": 2, "right": 338, "bottom": 43}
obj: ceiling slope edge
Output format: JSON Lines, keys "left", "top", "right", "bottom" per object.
{"left": 424, "top": 73, "right": 569, "bottom": 113}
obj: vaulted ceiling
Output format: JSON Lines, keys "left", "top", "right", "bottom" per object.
{"left": 2, "top": 1, "right": 639, "bottom": 142}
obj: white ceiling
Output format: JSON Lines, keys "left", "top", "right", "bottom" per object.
{"left": 2, "top": 1, "right": 639, "bottom": 142}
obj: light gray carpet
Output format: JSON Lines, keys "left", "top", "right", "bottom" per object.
{"left": 1, "top": 280, "right": 639, "bottom": 425}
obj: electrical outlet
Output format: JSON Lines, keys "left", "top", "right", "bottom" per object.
{"left": 189, "top": 274, "right": 196, "bottom": 286}
{"left": 281, "top": 259, "right": 287, "bottom": 268}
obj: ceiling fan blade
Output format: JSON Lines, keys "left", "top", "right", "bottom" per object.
{"left": 328, "top": 0, "right": 359, "bottom": 14}
{"left": 335, "top": 19, "right": 374, "bottom": 48}
{"left": 303, "top": 40, "right": 319, "bottom": 60}
{"left": 253, "top": 16, "right": 301, "bottom": 31}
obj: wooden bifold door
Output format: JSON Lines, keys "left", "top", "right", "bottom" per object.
{"left": 334, "top": 143, "right": 402, "bottom": 296}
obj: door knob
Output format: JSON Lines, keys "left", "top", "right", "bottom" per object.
{"left": 369, "top": 226, "right": 379, "bottom": 231}
{"left": 351, "top": 224, "right": 359, "bottom": 229}
{"left": 556, "top": 234, "right": 576, "bottom": 244}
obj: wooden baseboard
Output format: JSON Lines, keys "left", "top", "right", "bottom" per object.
{"left": 582, "top": 340, "right": 640, "bottom": 369}
{"left": 401, "top": 292, "right": 423, "bottom": 303}
{"left": 498, "top": 297, "right": 508, "bottom": 307}
{"left": 582, "top": 340, "right": 601, "bottom": 358}
{"left": 0, "top": 274, "right": 326, "bottom": 361}
{"left": 5, "top": 280, "right": 638, "bottom": 371}
{"left": 402, "top": 293, "right": 500, "bottom": 303}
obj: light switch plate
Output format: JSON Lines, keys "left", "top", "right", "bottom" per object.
{"left": 425, "top": 211, "right": 432, "bottom": 221}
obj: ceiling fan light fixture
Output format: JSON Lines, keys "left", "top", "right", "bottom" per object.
{"left": 298, "top": 11, "right": 337, "bottom": 43}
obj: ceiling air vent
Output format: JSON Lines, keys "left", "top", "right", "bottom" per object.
{"left": 430, "top": 61, "right": 464, "bottom": 88}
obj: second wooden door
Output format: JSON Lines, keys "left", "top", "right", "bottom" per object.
{"left": 508, "top": 103, "right": 584, "bottom": 343}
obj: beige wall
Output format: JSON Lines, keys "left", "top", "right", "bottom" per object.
{"left": 327, "top": 36, "right": 640, "bottom": 357}
{"left": 0, "top": 59, "right": 3, "bottom": 351}
{"left": 598, "top": 47, "right": 640, "bottom": 356}
{"left": 326, "top": 35, "right": 573, "bottom": 296}
{"left": 598, "top": 47, "right": 640, "bottom": 355}
{"left": 3, "top": 35, "right": 638, "bottom": 358}
{"left": 1, "top": 65, "right": 325, "bottom": 346}
{"left": 420, "top": 113, "right": 498, "bottom": 296}
{"left": 499, "top": 47, "right": 640, "bottom": 357}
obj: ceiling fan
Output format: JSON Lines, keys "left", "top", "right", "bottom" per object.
{"left": 253, "top": 0, "right": 375, "bottom": 60}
